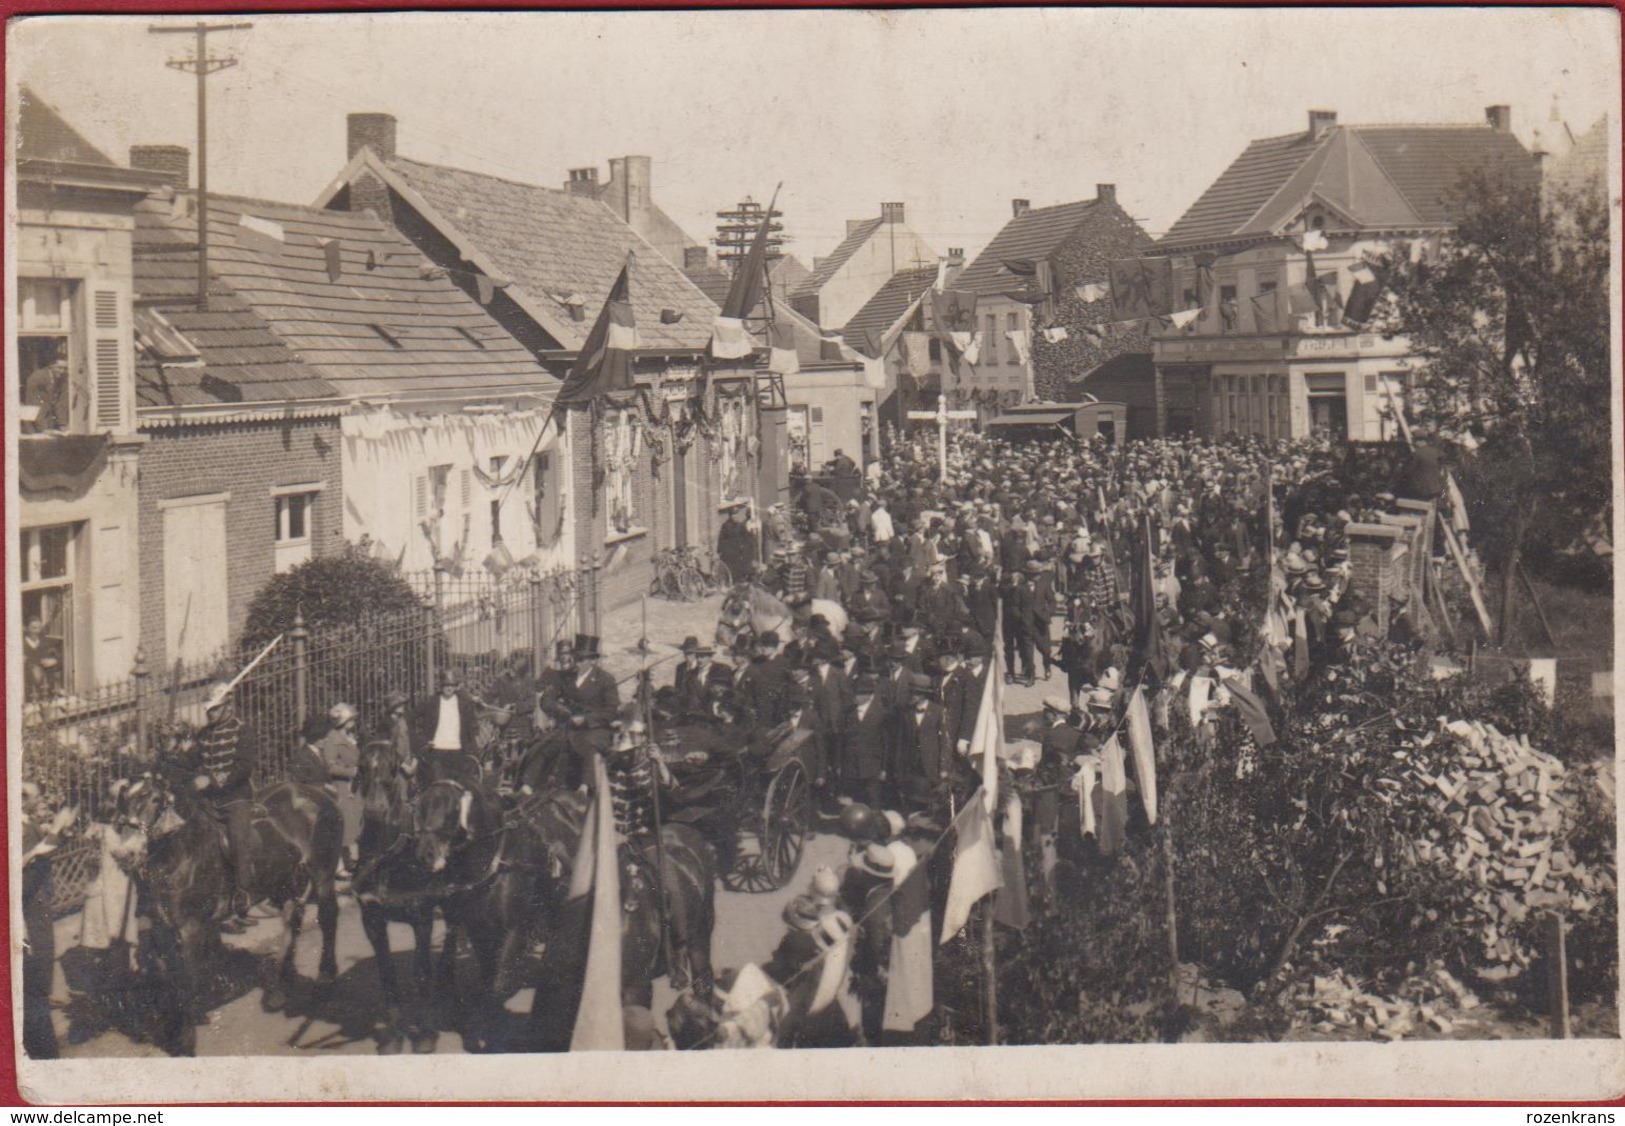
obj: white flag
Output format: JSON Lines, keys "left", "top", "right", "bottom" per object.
{"left": 710, "top": 315, "right": 753, "bottom": 360}
{"left": 1076, "top": 281, "right": 1109, "bottom": 303}
{"left": 1005, "top": 329, "right": 1031, "bottom": 366}
{"left": 1298, "top": 228, "right": 1329, "bottom": 252}
{"left": 1041, "top": 326, "right": 1069, "bottom": 344}
{"left": 1168, "top": 307, "right": 1202, "bottom": 329}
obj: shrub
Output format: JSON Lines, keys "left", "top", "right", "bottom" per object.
{"left": 241, "top": 544, "right": 422, "bottom": 652}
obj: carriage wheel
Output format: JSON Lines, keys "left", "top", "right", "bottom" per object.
{"left": 757, "top": 759, "right": 810, "bottom": 890}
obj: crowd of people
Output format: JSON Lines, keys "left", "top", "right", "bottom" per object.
{"left": 24, "top": 421, "right": 1454, "bottom": 1054}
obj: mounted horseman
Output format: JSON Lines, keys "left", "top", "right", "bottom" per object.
{"left": 180, "top": 679, "right": 260, "bottom": 932}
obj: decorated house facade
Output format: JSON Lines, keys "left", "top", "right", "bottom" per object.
{"left": 317, "top": 113, "right": 762, "bottom": 610}
{"left": 13, "top": 89, "right": 169, "bottom": 693}
{"left": 131, "top": 166, "right": 560, "bottom": 664}
{"left": 954, "top": 186, "right": 1155, "bottom": 411}
{"left": 1149, "top": 107, "right": 1538, "bottom": 441}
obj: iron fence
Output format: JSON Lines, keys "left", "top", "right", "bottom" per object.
{"left": 21, "top": 564, "right": 591, "bottom": 914}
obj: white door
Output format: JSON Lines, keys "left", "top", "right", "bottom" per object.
{"left": 162, "top": 494, "right": 230, "bottom": 665}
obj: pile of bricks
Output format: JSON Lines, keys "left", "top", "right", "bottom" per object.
{"left": 1291, "top": 964, "right": 1483, "bottom": 1040}
{"left": 1409, "top": 719, "right": 1608, "bottom": 975}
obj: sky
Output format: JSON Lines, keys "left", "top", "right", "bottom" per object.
{"left": 10, "top": 8, "right": 1619, "bottom": 267}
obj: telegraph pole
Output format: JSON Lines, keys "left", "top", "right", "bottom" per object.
{"left": 149, "top": 20, "right": 252, "bottom": 311}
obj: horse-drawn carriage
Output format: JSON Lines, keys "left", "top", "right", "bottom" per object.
{"left": 659, "top": 719, "right": 815, "bottom": 894}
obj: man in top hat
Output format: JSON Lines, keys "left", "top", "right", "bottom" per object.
{"left": 186, "top": 680, "right": 260, "bottom": 924}
{"left": 412, "top": 668, "right": 482, "bottom": 785}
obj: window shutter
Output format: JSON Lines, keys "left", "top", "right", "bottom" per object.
{"left": 461, "top": 468, "right": 472, "bottom": 508}
{"left": 414, "top": 475, "right": 428, "bottom": 519}
{"left": 90, "top": 288, "right": 125, "bottom": 432}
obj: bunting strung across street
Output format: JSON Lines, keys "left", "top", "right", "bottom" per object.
{"left": 1075, "top": 280, "right": 1109, "bottom": 303}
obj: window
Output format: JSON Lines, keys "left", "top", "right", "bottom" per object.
{"left": 273, "top": 488, "right": 320, "bottom": 573}
{"left": 603, "top": 410, "right": 641, "bottom": 535}
{"left": 489, "top": 456, "right": 507, "bottom": 546}
{"left": 429, "top": 464, "right": 452, "bottom": 517}
{"left": 531, "top": 452, "right": 560, "bottom": 546}
{"left": 17, "top": 280, "right": 80, "bottom": 434}
{"left": 20, "top": 524, "right": 78, "bottom": 700}
{"left": 983, "top": 313, "right": 999, "bottom": 364}
{"left": 928, "top": 338, "right": 942, "bottom": 362}
{"left": 1219, "top": 285, "right": 1239, "bottom": 333}
{"left": 1257, "top": 280, "right": 1277, "bottom": 295}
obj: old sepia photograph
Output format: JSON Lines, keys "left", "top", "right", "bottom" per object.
{"left": 5, "top": 5, "right": 1621, "bottom": 1104}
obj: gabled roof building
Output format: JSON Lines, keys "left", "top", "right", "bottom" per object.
{"left": 1149, "top": 106, "right": 1539, "bottom": 442}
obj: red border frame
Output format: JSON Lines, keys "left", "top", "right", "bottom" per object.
{"left": 1, "top": 0, "right": 1622, "bottom": 1107}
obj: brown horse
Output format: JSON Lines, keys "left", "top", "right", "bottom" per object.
{"left": 352, "top": 745, "right": 505, "bottom": 1054}
{"left": 510, "top": 787, "right": 718, "bottom": 1052}
{"left": 116, "top": 775, "right": 341, "bottom": 1056}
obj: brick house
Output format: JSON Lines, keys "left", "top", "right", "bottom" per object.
{"left": 953, "top": 186, "right": 1156, "bottom": 408}
{"left": 130, "top": 149, "right": 560, "bottom": 664}
{"left": 13, "top": 90, "right": 169, "bottom": 693}
{"left": 1150, "top": 107, "right": 1536, "bottom": 441}
{"left": 317, "top": 114, "right": 761, "bottom": 611}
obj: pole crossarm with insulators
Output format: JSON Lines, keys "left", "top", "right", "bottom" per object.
{"left": 149, "top": 20, "right": 253, "bottom": 312}
{"left": 906, "top": 392, "right": 978, "bottom": 482}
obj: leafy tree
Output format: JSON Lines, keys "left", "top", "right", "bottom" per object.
{"left": 1372, "top": 169, "right": 1612, "bottom": 606}
{"left": 241, "top": 544, "right": 423, "bottom": 652}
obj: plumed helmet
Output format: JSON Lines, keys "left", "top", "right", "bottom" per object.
{"left": 837, "top": 802, "right": 880, "bottom": 842}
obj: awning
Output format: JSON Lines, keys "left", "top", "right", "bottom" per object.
{"left": 19, "top": 433, "right": 110, "bottom": 493}
{"left": 986, "top": 410, "right": 1073, "bottom": 427}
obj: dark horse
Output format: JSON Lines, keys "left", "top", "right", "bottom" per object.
{"left": 501, "top": 787, "right": 719, "bottom": 1052}
{"left": 116, "top": 775, "right": 342, "bottom": 1056}
{"left": 352, "top": 743, "right": 507, "bottom": 1053}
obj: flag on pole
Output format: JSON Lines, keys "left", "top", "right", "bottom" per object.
{"left": 1221, "top": 675, "right": 1277, "bottom": 747}
{"left": 555, "top": 262, "right": 637, "bottom": 406}
{"left": 940, "top": 788, "right": 1003, "bottom": 944}
{"left": 883, "top": 840, "right": 934, "bottom": 1032}
{"left": 1097, "top": 735, "right": 1129, "bottom": 856}
{"left": 902, "top": 332, "right": 932, "bottom": 379}
{"left": 768, "top": 321, "right": 800, "bottom": 375}
{"left": 1251, "top": 292, "right": 1280, "bottom": 334}
{"left": 968, "top": 609, "right": 1006, "bottom": 815}
{"left": 569, "top": 754, "right": 624, "bottom": 1051}
{"left": 1125, "top": 685, "right": 1157, "bottom": 824}
{"left": 1131, "top": 513, "right": 1160, "bottom": 668}
{"left": 992, "top": 791, "right": 1031, "bottom": 930}
{"left": 1342, "top": 262, "right": 1382, "bottom": 326}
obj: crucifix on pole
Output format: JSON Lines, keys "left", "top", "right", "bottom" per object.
{"left": 906, "top": 393, "right": 977, "bottom": 483}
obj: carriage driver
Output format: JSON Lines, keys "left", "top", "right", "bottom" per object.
{"left": 535, "top": 634, "right": 621, "bottom": 789}
{"left": 188, "top": 680, "right": 259, "bottom": 927}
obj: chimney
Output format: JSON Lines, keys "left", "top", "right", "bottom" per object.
{"left": 1308, "top": 109, "right": 1337, "bottom": 137}
{"left": 946, "top": 248, "right": 965, "bottom": 265}
{"left": 129, "top": 144, "right": 190, "bottom": 190}
{"left": 1486, "top": 104, "right": 1512, "bottom": 132}
{"left": 684, "top": 246, "right": 710, "bottom": 271}
{"left": 347, "top": 113, "right": 398, "bottom": 161}
{"left": 1012, "top": 199, "right": 1031, "bottom": 218}
{"left": 880, "top": 201, "right": 905, "bottom": 224}
{"left": 348, "top": 170, "right": 393, "bottom": 227}
{"left": 565, "top": 166, "right": 599, "bottom": 197}
{"left": 623, "top": 155, "right": 652, "bottom": 230}
{"left": 1095, "top": 183, "right": 1116, "bottom": 206}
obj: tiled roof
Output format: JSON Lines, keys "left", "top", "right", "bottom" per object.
{"left": 769, "top": 255, "right": 810, "bottom": 306}
{"left": 1162, "top": 123, "right": 1535, "bottom": 248}
{"left": 136, "top": 194, "right": 555, "bottom": 405}
{"left": 840, "top": 266, "right": 938, "bottom": 354}
{"left": 793, "top": 218, "right": 884, "bottom": 298}
{"left": 16, "top": 86, "right": 113, "bottom": 166}
{"left": 955, "top": 200, "right": 1098, "bottom": 295}
{"left": 384, "top": 156, "right": 721, "bottom": 352}
{"left": 684, "top": 261, "right": 734, "bottom": 307}
{"left": 134, "top": 205, "right": 338, "bottom": 410}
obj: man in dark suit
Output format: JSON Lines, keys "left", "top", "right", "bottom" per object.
{"left": 915, "top": 563, "right": 970, "bottom": 637}
{"left": 716, "top": 507, "right": 758, "bottom": 588}
{"left": 841, "top": 674, "right": 889, "bottom": 808}
{"left": 1028, "top": 557, "right": 1059, "bottom": 679}
{"left": 532, "top": 636, "right": 620, "bottom": 788}
{"left": 737, "top": 630, "right": 789, "bottom": 731}
{"left": 1003, "top": 567, "right": 1038, "bottom": 685}
{"left": 673, "top": 636, "right": 732, "bottom": 721}
{"left": 896, "top": 674, "right": 946, "bottom": 814}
